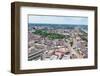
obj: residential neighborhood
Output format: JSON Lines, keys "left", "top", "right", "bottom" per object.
{"left": 28, "top": 25, "right": 88, "bottom": 61}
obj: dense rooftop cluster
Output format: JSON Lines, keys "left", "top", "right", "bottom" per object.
{"left": 28, "top": 25, "right": 88, "bottom": 61}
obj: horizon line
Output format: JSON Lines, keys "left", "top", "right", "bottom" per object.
{"left": 28, "top": 23, "right": 88, "bottom": 26}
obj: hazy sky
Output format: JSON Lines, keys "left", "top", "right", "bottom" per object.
{"left": 28, "top": 15, "right": 88, "bottom": 25}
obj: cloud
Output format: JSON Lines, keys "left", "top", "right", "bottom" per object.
{"left": 29, "top": 15, "right": 88, "bottom": 25}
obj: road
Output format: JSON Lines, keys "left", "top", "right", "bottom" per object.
{"left": 67, "top": 37, "right": 83, "bottom": 58}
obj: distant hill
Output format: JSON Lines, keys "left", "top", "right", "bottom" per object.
{"left": 28, "top": 23, "right": 88, "bottom": 30}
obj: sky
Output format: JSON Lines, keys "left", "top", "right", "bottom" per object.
{"left": 28, "top": 15, "right": 88, "bottom": 25}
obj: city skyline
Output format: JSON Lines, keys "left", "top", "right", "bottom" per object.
{"left": 28, "top": 15, "right": 88, "bottom": 61}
